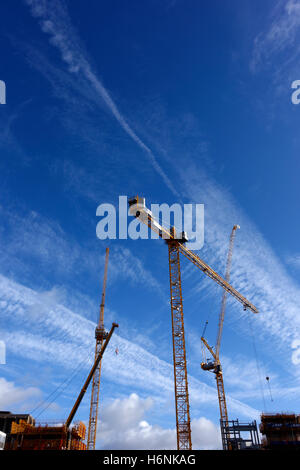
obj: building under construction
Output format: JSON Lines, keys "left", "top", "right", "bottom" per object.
{"left": 220, "top": 418, "right": 260, "bottom": 450}
{"left": 1, "top": 322, "right": 118, "bottom": 451}
{"left": 0, "top": 411, "right": 35, "bottom": 437}
{"left": 260, "top": 413, "right": 300, "bottom": 449}
{"left": 5, "top": 419, "right": 86, "bottom": 450}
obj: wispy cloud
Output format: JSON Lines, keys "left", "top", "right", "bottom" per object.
{"left": 176, "top": 161, "right": 300, "bottom": 380}
{"left": 0, "top": 203, "right": 165, "bottom": 311}
{"left": 0, "top": 272, "right": 260, "bottom": 423}
{"left": 0, "top": 100, "right": 32, "bottom": 161}
{"left": 286, "top": 253, "right": 300, "bottom": 269}
{"left": 24, "top": 0, "right": 178, "bottom": 196}
{"left": 4, "top": 0, "right": 298, "bottom": 432}
{"left": 250, "top": 0, "right": 300, "bottom": 76}
{"left": 0, "top": 376, "right": 41, "bottom": 412}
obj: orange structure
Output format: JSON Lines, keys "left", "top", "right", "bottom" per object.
{"left": 7, "top": 420, "right": 86, "bottom": 450}
{"left": 168, "top": 234, "right": 192, "bottom": 449}
{"left": 201, "top": 225, "right": 243, "bottom": 449}
{"left": 87, "top": 247, "right": 110, "bottom": 450}
{"left": 6, "top": 322, "right": 118, "bottom": 451}
{"left": 128, "top": 196, "right": 258, "bottom": 450}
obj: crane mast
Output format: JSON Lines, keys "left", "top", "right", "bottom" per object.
{"left": 87, "top": 248, "right": 110, "bottom": 450}
{"left": 128, "top": 197, "right": 257, "bottom": 450}
{"left": 168, "top": 234, "right": 192, "bottom": 449}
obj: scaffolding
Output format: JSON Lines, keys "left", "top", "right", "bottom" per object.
{"left": 0, "top": 411, "right": 35, "bottom": 436}
{"left": 6, "top": 420, "right": 86, "bottom": 450}
{"left": 260, "top": 413, "right": 300, "bottom": 449}
{"left": 220, "top": 418, "right": 260, "bottom": 450}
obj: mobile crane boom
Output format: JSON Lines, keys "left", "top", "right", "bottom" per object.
{"left": 66, "top": 323, "right": 118, "bottom": 432}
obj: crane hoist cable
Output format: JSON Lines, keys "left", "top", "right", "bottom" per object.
{"left": 31, "top": 348, "right": 93, "bottom": 419}
{"left": 247, "top": 314, "right": 267, "bottom": 412}
{"left": 266, "top": 376, "right": 274, "bottom": 402}
{"left": 201, "top": 281, "right": 220, "bottom": 338}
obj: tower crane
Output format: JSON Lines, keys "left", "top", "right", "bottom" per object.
{"left": 200, "top": 225, "right": 241, "bottom": 450}
{"left": 128, "top": 197, "right": 258, "bottom": 450}
{"left": 87, "top": 248, "right": 110, "bottom": 450}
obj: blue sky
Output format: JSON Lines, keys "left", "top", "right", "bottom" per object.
{"left": 0, "top": 0, "right": 300, "bottom": 450}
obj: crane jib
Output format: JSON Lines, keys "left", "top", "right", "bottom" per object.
{"left": 178, "top": 245, "right": 258, "bottom": 314}
{"left": 129, "top": 199, "right": 258, "bottom": 314}
{"left": 144, "top": 210, "right": 257, "bottom": 313}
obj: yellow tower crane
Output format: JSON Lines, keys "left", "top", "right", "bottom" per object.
{"left": 128, "top": 197, "right": 258, "bottom": 450}
{"left": 87, "top": 247, "right": 110, "bottom": 450}
{"left": 200, "top": 225, "right": 241, "bottom": 450}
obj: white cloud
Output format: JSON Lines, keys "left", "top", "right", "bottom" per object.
{"left": 97, "top": 393, "right": 221, "bottom": 450}
{"left": 191, "top": 417, "right": 222, "bottom": 450}
{"left": 97, "top": 393, "right": 175, "bottom": 450}
{"left": 0, "top": 377, "right": 41, "bottom": 411}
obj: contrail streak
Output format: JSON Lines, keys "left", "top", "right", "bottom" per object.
{"left": 25, "top": 0, "right": 178, "bottom": 196}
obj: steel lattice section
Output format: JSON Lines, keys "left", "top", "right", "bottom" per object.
{"left": 87, "top": 338, "right": 103, "bottom": 449}
{"left": 168, "top": 241, "right": 192, "bottom": 450}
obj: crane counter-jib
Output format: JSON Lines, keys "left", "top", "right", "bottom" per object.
{"left": 128, "top": 197, "right": 258, "bottom": 314}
